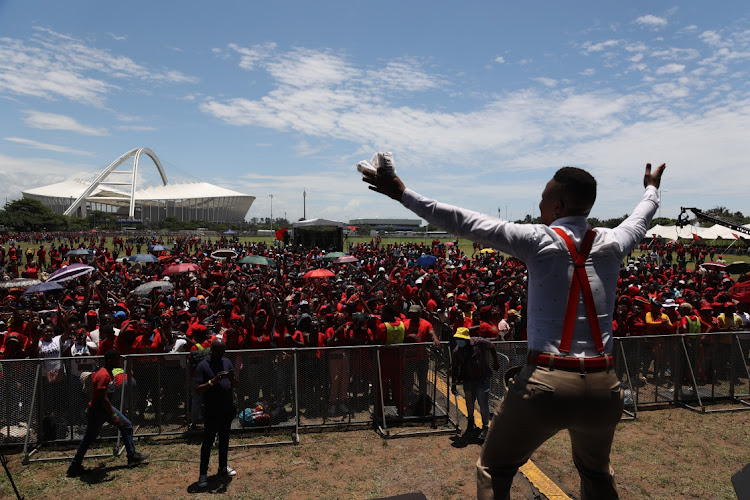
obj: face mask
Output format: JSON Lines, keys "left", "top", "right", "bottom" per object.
{"left": 456, "top": 339, "right": 467, "bottom": 348}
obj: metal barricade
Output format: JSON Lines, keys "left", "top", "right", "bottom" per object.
{"left": 296, "top": 345, "right": 377, "bottom": 428}
{"left": 375, "top": 343, "right": 457, "bottom": 438}
{"left": 230, "top": 348, "right": 298, "bottom": 447}
{"left": 5, "top": 333, "right": 748, "bottom": 462}
{"left": 1, "top": 359, "right": 39, "bottom": 448}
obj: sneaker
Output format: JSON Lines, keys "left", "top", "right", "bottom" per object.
{"left": 339, "top": 403, "right": 349, "bottom": 414}
{"left": 198, "top": 474, "right": 208, "bottom": 488}
{"left": 217, "top": 466, "right": 237, "bottom": 477}
{"left": 127, "top": 452, "right": 149, "bottom": 467}
{"left": 66, "top": 463, "right": 86, "bottom": 477}
{"left": 478, "top": 428, "right": 488, "bottom": 440}
{"left": 463, "top": 425, "right": 477, "bottom": 437}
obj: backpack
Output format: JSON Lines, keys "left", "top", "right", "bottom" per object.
{"left": 238, "top": 404, "right": 271, "bottom": 427}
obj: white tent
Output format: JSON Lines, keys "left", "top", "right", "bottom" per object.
{"left": 646, "top": 224, "right": 744, "bottom": 241}
{"left": 293, "top": 218, "right": 344, "bottom": 228}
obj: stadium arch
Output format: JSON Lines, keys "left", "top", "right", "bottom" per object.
{"left": 22, "top": 147, "right": 255, "bottom": 223}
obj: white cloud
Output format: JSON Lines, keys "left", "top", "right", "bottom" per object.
{"left": 651, "top": 47, "right": 701, "bottom": 60}
{"left": 583, "top": 39, "right": 619, "bottom": 53}
{"left": 3, "top": 137, "right": 94, "bottom": 156}
{"left": 635, "top": 15, "right": 668, "bottom": 29}
{"left": 580, "top": 68, "right": 595, "bottom": 76}
{"left": 106, "top": 32, "right": 127, "bottom": 41}
{"left": 532, "top": 77, "right": 558, "bottom": 88}
{"left": 699, "top": 31, "right": 723, "bottom": 47}
{"left": 630, "top": 53, "right": 644, "bottom": 63}
{"left": 114, "top": 125, "right": 158, "bottom": 132}
{"left": 656, "top": 63, "right": 686, "bottom": 74}
{"left": 23, "top": 110, "right": 108, "bottom": 136}
{"left": 0, "top": 27, "right": 197, "bottom": 107}
{"left": 494, "top": 56, "right": 505, "bottom": 64}
{"left": 651, "top": 82, "right": 689, "bottom": 98}
{"left": 0, "top": 153, "right": 96, "bottom": 204}
{"left": 225, "top": 42, "right": 276, "bottom": 70}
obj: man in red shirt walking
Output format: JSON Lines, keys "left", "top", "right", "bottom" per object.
{"left": 67, "top": 350, "right": 148, "bottom": 477}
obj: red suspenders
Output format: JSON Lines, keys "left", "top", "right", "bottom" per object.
{"left": 552, "top": 227, "right": 605, "bottom": 354}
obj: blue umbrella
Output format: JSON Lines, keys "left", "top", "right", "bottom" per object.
{"left": 416, "top": 255, "right": 437, "bottom": 268}
{"left": 148, "top": 244, "right": 171, "bottom": 252}
{"left": 24, "top": 281, "right": 65, "bottom": 294}
{"left": 129, "top": 253, "right": 160, "bottom": 263}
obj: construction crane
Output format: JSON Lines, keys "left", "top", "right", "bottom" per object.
{"left": 676, "top": 207, "right": 750, "bottom": 237}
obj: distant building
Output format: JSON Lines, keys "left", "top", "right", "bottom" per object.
{"left": 348, "top": 218, "right": 423, "bottom": 231}
{"left": 22, "top": 147, "right": 254, "bottom": 223}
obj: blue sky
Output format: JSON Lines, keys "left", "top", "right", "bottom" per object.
{"left": 1, "top": 1, "right": 749, "bottom": 224}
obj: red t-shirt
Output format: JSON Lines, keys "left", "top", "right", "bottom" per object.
{"left": 90, "top": 367, "right": 113, "bottom": 407}
{"left": 478, "top": 321, "right": 500, "bottom": 339}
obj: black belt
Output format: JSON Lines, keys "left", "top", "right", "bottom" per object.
{"left": 527, "top": 351, "right": 613, "bottom": 372}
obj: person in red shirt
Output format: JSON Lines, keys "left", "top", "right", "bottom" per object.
{"left": 67, "top": 350, "right": 148, "bottom": 477}
{"left": 404, "top": 304, "right": 440, "bottom": 410}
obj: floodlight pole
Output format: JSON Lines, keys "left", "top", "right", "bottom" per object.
{"left": 303, "top": 189, "right": 306, "bottom": 220}
{"left": 269, "top": 194, "right": 273, "bottom": 232}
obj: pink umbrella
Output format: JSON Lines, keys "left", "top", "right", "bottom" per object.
{"left": 163, "top": 263, "right": 202, "bottom": 275}
{"left": 303, "top": 269, "right": 335, "bottom": 279}
{"left": 334, "top": 256, "right": 359, "bottom": 264}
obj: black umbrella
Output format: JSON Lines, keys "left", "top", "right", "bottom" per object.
{"left": 726, "top": 262, "right": 750, "bottom": 274}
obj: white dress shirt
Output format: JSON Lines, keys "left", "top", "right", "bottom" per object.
{"left": 402, "top": 186, "right": 659, "bottom": 357}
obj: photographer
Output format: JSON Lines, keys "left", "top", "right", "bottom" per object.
{"left": 194, "top": 339, "right": 237, "bottom": 488}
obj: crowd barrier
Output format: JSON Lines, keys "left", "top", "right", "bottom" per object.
{"left": 2, "top": 332, "right": 748, "bottom": 464}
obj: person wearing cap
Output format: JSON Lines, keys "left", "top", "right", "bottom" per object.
{"left": 451, "top": 327, "right": 499, "bottom": 439}
{"left": 67, "top": 349, "right": 149, "bottom": 477}
{"left": 364, "top": 154, "right": 665, "bottom": 498}
{"left": 404, "top": 304, "right": 440, "bottom": 409}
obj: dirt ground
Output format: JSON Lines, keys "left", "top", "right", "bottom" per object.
{"left": 2, "top": 405, "right": 749, "bottom": 499}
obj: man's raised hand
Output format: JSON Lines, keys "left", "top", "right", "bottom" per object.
{"left": 362, "top": 171, "right": 406, "bottom": 202}
{"left": 643, "top": 163, "right": 666, "bottom": 190}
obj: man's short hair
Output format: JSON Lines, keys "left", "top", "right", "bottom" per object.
{"left": 554, "top": 166, "right": 597, "bottom": 210}
{"left": 104, "top": 349, "right": 121, "bottom": 362}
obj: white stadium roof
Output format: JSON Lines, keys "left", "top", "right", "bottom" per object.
{"left": 24, "top": 178, "right": 250, "bottom": 201}
{"left": 22, "top": 147, "right": 255, "bottom": 223}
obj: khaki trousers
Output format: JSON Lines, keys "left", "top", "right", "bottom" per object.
{"left": 477, "top": 364, "right": 623, "bottom": 499}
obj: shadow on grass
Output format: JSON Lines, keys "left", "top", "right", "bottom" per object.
{"left": 74, "top": 462, "right": 144, "bottom": 485}
{"left": 187, "top": 476, "right": 233, "bottom": 494}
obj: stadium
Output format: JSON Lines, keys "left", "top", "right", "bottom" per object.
{"left": 21, "top": 147, "right": 255, "bottom": 223}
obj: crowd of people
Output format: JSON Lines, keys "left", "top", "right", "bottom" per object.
{"left": 0, "top": 232, "right": 748, "bottom": 426}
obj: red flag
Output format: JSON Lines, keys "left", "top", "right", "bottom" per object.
{"left": 733, "top": 233, "right": 741, "bottom": 240}
{"left": 275, "top": 228, "right": 288, "bottom": 241}
{"left": 692, "top": 233, "right": 702, "bottom": 241}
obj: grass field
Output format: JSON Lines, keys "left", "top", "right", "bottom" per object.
{"left": 1, "top": 404, "right": 749, "bottom": 499}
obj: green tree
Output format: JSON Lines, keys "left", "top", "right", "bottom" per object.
{"left": 0, "top": 198, "right": 69, "bottom": 231}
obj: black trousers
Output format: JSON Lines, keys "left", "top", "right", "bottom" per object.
{"left": 199, "top": 410, "right": 233, "bottom": 475}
